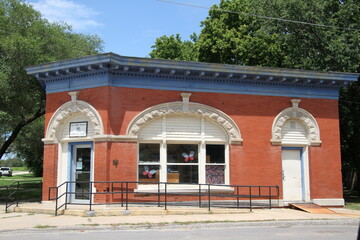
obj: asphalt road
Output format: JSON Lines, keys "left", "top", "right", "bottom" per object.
{"left": 0, "top": 220, "right": 358, "bottom": 240}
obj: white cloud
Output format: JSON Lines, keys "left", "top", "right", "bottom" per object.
{"left": 30, "top": 0, "right": 102, "bottom": 31}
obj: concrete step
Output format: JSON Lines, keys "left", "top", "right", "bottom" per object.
{"left": 11, "top": 203, "right": 250, "bottom": 217}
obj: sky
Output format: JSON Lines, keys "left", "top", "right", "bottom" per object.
{"left": 26, "top": 0, "right": 220, "bottom": 58}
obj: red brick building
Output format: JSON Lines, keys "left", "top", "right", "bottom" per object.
{"left": 26, "top": 53, "right": 358, "bottom": 206}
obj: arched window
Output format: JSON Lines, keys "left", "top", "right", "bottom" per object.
{"left": 127, "top": 93, "right": 242, "bottom": 186}
{"left": 271, "top": 99, "right": 321, "bottom": 146}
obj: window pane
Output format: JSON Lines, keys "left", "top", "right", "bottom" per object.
{"left": 167, "top": 165, "right": 198, "bottom": 184}
{"left": 167, "top": 144, "right": 198, "bottom": 163}
{"left": 139, "top": 144, "right": 160, "bottom": 163}
{"left": 139, "top": 165, "right": 160, "bottom": 182}
{"left": 206, "top": 145, "right": 225, "bottom": 164}
{"left": 206, "top": 165, "right": 225, "bottom": 184}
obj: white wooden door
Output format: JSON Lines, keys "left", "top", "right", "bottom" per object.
{"left": 282, "top": 149, "right": 303, "bottom": 202}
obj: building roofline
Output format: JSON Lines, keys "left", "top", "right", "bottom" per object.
{"left": 26, "top": 52, "right": 359, "bottom": 87}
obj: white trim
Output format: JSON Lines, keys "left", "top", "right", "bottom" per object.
{"left": 45, "top": 98, "right": 104, "bottom": 142}
{"left": 225, "top": 144, "right": 230, "bottom": 185}
{"left": 312, "top": 198, "right": 345, "bottom": 206}
{"left": 135, "top": 185, "right": 234, "bottom": 194}
{"left": 302, "top": 147, "right": 311, "bottom": 202}
{"left": 127, "top": 100, "right": 242, "bottom": 144}
{"left": 281, "top": 147, "right": 310, "bottom": 203}
{"left": 138, "top": 141, "right": 230, "bottom": 186}
{"left": 271, "top": 99, "right": 321, "bottom": 146}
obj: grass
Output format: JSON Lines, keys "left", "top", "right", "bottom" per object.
{"left": 10, "top": 167, "right": 28, "bottom": 171}
{"left": 344, "top": 189, "right": 360, "bottom": 210}
{"left": 0, "top": 172, "right": 42, "bottom": 187}
{"left": 0, "top": 171, "right": 42, "bottom": 203}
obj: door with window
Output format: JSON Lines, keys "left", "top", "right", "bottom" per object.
{"left": 71, "top": 144, "right": 92, "bottom": 201}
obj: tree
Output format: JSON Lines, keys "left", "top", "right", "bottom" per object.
{"left": 149, "top": 33, "right": 198, "bottom": 61}
{"left": 0, "top": 0, "right": 103, "bottom": 176}
{"left": 198, "top": 0, "right": 284, "bottom": 67}
{"left": 150, "top": 0, "right": 360, "bottom": 192}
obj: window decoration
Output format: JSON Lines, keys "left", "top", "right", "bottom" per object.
{"left": 205, "top": 145, "right": 225, "bottom": 184}
{"left": 167, "top": 144, "right": 198, "bottom": 184}
{"left": 182, "top": 151, "right": 195, "bottom": 162}
{"left": 206, "top": 165, "right": 225, "bottom": 184}
{"left": 139, "top": 144, "right": 160, "bottom": 183}
{"left": 142, "top": 166, "right": 157, "bottom": 178}
{"left": 139, "top": 165, "right": 159, "bottom": 182}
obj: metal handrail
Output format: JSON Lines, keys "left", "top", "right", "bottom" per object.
{"left": 49, "top": 181, "right": 279, "bottom": 216}
{"left": 4, "top": 180, "right": 42, "bottom": 213}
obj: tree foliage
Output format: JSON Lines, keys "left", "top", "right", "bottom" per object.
{"left": 149, "top": 33, "right": 198, "bottom": 61}
{"left": 198, "top": 0, "right": 284, "bottom": 66}
{"left": 0, "top": 0, "right": 103, "bottom": 176}
{"left": 150, "top": 0, "right": 360, "bottom": 191}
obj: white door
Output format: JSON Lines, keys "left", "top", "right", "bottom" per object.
{"left": 282, "top": 149, "right": 303, "bottom": 202}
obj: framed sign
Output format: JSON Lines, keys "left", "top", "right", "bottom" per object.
{"left": 69, "top": 122, "right": 88, "bottom": 137}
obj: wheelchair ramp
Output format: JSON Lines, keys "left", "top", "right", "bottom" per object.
{"left": 289, "top": 203, "right": 335, "bottom": 214}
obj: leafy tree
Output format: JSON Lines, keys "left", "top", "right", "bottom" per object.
{"left": 198, "top": 0, "right": 284, "bottom": 67}
{"left": 151, "top": 0, "right": 360, "bottom": 192}
{"left": 0, "top": 0, "right": 103, "bottom": 176}
{"left": 0, "top": 157, "right": 25, "bottom": 168}
{"left": 149, "top": 33, "right": 199, "bottom": 61}
{"left": 340, "top": 83, "right": 360, "bottom": 191}
{"left": 14, "top": 117, "right": 44, "bottom": 176}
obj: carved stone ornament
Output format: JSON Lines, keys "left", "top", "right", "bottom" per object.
{"left": 45, "top": 100, "right": 104, "bottom": 140}
{"left": 271, "top": 104, "right": 321, "bottom": 146}
{"left": 127, "top": 101, "right": 242, "bottom": 143}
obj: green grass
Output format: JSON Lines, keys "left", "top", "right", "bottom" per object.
{"left": 344, "top": 189, "right": 360, "bottom": 210}
{"left": 11, "top": 167, "right": 28, "bottom": 171}
{"left": 0, "top": 174, "right": 42, "bottom": 186}
{"left": 0, "top": 171, "right": 42, "bottom": 203}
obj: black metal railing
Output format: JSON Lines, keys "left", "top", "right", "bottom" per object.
{"left": 49, "top": 181, "right": 279, "bottom": 216}
{"left": 2, "top": 180, "right": 43, "bottom": 213}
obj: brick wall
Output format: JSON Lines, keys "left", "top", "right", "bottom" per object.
{"left": 43, "top": 86, "right": 342, "bottom": 202}
{"left": 42, "top": 144, "right": 58, "bottom": 200}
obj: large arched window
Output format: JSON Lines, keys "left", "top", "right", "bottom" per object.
{"left": 127, "top": 93, "right": 242, "bottom": 187}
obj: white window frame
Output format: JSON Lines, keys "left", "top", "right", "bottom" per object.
{"left": 137, "top": 141, "right": 230, "bottom": 192}
{"left": 136, "top": 115, "right": 231, "bottom": 192}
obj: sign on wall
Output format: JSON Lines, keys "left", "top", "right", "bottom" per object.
{"left": 69, "top": 122, "right": 88, "bottom": 137}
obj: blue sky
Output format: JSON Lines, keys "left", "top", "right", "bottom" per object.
{"left": 26, "top": 0, "right": 220, "bottom": 58}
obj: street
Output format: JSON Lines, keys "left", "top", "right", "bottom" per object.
{"left": 0, "top": 220, "right": 358, "bottom": 240}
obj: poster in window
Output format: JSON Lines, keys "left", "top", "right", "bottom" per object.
{"left": 69, "top": 122, "right": 88, "bottom": 137}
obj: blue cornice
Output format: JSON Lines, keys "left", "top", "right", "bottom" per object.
{"left": 25, "top": 52, "right": 359, "bottom": 99}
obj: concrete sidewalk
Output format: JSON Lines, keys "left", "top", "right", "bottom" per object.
{"left": 0, "top": 202, "right": 359, "bottom": 231}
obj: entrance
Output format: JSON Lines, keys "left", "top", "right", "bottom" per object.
{"left": 282, "top": 149, "right": 304, "bottom": 202}
{"left": 71, "top": 144, "right": 92, "bottom": 202}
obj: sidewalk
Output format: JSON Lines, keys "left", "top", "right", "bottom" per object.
{"left": 0, "top": 202, "right": 359, "bottom": 231}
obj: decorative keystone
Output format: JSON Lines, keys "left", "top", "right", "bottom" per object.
{"left": 291, "top": 99, "right": 301, "bottom": 108}
{"left": 69, "top": 91, "right": 79, "bottom": 102}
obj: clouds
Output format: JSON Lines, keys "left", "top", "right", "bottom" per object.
{"left": 30, "top": 0, "right": 102, "bottom": 31}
